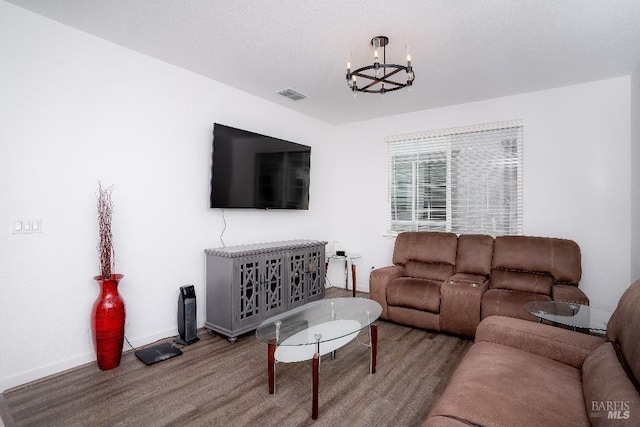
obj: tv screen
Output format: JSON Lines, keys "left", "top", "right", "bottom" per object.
{"left": 210, "top": 124, "right": 311, "bottom": 209}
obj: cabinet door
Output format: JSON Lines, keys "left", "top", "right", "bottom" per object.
{"left": 287, "top": 250, "right": 307, "bottom": 309}
{"left": 235, "top": 256, "right": 263, "bottom": 329}
{"left": 262, "top": 254, "right": 286, "bottom": 318}
{"left": 306, "top": 247, "right": 325, "bottom": 300}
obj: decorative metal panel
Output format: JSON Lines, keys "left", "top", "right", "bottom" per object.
{"left": 307, "top": 250, "right": 323, "bottom": 297}
{"left": 264, "top": 256, "right": 283, "bottom": 313}
{"left": 239, "top": 260, "right": 260, "bottom": 320}
{"left": 289, "top": 253, "right": 305, "bottom": 305}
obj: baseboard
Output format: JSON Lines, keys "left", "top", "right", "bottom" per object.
{"left": 325, "top": 283, "right": 370, "bottom": 293}
{"left": 0, "top": 327, "right": 177, "bottom": 393}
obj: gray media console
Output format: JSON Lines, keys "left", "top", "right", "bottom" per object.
{"left": 204, "top": 240, "right": 327, "bottom": 342}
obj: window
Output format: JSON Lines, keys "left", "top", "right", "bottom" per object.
{"left": 387, "top": 120, "right": 523, "bottom": 236}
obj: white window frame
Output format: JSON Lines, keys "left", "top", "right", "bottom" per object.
{"left": 386, "top": 120, "right": 523, "bottom": 236}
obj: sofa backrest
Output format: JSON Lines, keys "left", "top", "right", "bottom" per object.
{"left": 455, "top": 234, "right": 494, "bottom": 277}
{"left": 393, "top": 232, "right": 458, "bottom": 281}
{"left": 490, "top": 236, "right": 581, "bottom": 296}
{"left": 607, "top": 279, "right": 640, "bottom": 386}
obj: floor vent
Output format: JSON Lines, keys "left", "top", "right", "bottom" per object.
{"left": 277, "top": 88, "right": 307, "bottom": 101}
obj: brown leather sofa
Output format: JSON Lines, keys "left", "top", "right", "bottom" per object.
{"left": 424, "top": 280, "right": 640, "bottom": 426}
{"left": 370, "top": 231, "right": 588, "bottom": 337}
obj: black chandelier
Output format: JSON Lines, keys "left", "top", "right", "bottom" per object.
{"left": 346, "top": 36, "right": 415, "bottom": 95}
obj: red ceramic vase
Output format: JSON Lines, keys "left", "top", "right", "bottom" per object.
{"left": 92, "top": 274, "right": 125, "bottom": 370}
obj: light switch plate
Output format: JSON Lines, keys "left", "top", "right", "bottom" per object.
{"left": 12, "top": 218, "right": 42, "bottom": 234}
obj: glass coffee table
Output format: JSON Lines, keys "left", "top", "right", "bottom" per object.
{"left": 256, "top": 297, "right": 382, "bottom": 419}
{"left": 523, "top": 301, "right": 612, "bottom": 334}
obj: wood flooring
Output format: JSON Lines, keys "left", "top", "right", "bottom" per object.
{"left": 0, "top": 289, "right": 472, "bottom": 427}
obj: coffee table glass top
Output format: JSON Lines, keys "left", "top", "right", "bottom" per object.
{"left": 256, "top": 297, "right": 381, "bottom": 346}
{"left": 523, "top": 300, "right": 612, "bottom": 332}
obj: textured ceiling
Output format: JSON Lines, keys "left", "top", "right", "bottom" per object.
{"left": 6, "top": 0, "right": 640, "bottom": 124}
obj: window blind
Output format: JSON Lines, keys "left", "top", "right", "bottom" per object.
{"left": 386, "top": 120, "right": 523, "bottom": 236}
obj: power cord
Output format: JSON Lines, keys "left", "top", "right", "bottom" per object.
{"left": 220, "top": 208, "right": 227, "bottom": 247}
{"left": 124, "top": 335, "right": 136, "bottom": 351}
{"left": 125, "top": 334, "right": 185, "bottom": 352}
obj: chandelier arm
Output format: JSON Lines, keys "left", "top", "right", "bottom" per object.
{"left": 358, "top": 85, "right": 406, "bottom": 94}
{"left": 353, "top": 70, "right": 389, "bottom": 91}
{"left": 361, "top": 80, "right": 406, "bottom": 92}
{"left": 377, "top": 68, "right": 405, "bottom": 86}
{"left": 360, "top": 79, "right": 384, "bottom": 91}
{"left": 352, "top": 65, "right": 410, "bottom": 91}
{"left": 352, "top": 63, "right": 406, "bottom": 75}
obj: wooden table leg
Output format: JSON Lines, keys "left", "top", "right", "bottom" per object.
{"left": 351, "top": 262, "right": 357, "bottom": 297}
{"left": 370, "top": 324, "right": 377, "bottom": 374}
{"left": 268, "top": 342, "right": 276, "bottom": 394}
{"left": 312, "top": 353, "right": 319, "bottom": 419}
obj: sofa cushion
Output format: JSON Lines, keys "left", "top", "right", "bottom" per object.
{"left": 405, "top": 260, "right": 454, "bottom": 281}
{"left": 392, "top": 231, "right": 458, "bottom": 267}
{"left": 481, "top": 289, "right": 551, "bottom": 321}
{"left": 490, "top": 269, "right": 554, "bottom": 295}
{"left": 386, "top": 306, "right": 440, "bottom": 331}
{"left": 606, "top": 279, "right": 640, "bottom": 387}
{"left": 582, "top": 342, "right": 640, "bottom": 426}
{"left": 492, "top": 235, "right": 581, "bottom": 284}
{"left": 427, "top": 341, "right": 590, "bottom": 426}
{"left": 455, "top": 234, "right": 494, "bottom": 276}
{"left": 386, "top": 277, "right": 441, "bottom": 313}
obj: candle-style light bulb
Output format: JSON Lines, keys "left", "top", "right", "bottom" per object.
{"left": 373, "top": 37, "right": 382, "bottom": 79}
{"left": 373, "top": 38, "right": 380, "bottom": 61}
{"left": 405, "top": 43, "right": 414, "bottom": 91}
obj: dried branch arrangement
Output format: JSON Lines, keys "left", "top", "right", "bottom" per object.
{"left": 97, "top": 182, "right": 115, "bottom": 279}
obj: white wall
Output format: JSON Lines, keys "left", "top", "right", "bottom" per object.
{"left": 0, "top": 2, "right": 336, "bottom": 392}
{"left": 631, "top": 59, "right": 640, "bottom": 284}
{"left": 1, "top": 1, "right": 635, "bottom": 393}
{"left": 333, "top": 78, "right": 632, "bottom": 312}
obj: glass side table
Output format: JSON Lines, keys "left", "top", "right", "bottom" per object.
{"left": 325, "top": 253, "right": 361, "bottom": 297}
{"left": 523, "top": 300, "right": 612, "bottom": 335}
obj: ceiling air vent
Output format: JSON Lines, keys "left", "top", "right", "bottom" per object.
{"left": 277, "top": 88, "right": 307, "bottom": 101}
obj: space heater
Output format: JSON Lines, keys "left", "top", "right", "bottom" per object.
{"left": 176, "top": 285, "right": 199, "bottom": 345}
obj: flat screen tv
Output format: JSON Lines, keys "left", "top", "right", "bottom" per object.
{"left": 210, "top": 123, "right": 311, "bottom": 209}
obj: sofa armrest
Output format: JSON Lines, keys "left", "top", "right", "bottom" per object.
{"left": 552, "top": 284, "right": 589, "bottom": 305}
{"left": 369, "top": 266, "right": 405, "bottom": 319}
{"left": 475, "top": 316, "right": 605, "bottom": 368}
